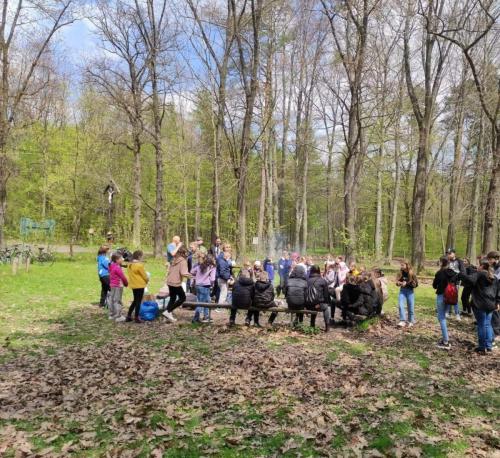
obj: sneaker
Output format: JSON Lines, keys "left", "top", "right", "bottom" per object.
{"left": 125, "top": 316, "right": 133, "bottom": 322}
{"left": 201, "top": 317, "right": 211, "bottom": 323}
{"left": 108, "top": 316, "right": 115, "bottom": 320}
{"left": 397, "top": 321, "right": 406, "bottom": 327}
{"left": 245, "top": 320, "right": 250, "bottom": 327}
{"left": 163, "top": 311, "right": 177, "bottom": 322}
{"left": 437, "top": 340, "right": 451, "bottom": 350}
{"left": 254, "top": 323, "right": 262, "bottom": 328}
{"left": 455, "top": 314, "right": 462, "bottom": 321}
{"left": 115, "top": 316, "right": 126, "bottom": 322}
{"left": 407, "top": 322, "right": 414, "bottom": 328}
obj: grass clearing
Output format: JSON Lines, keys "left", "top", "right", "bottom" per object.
{"left": 1, "top": 256, "right": 499, "bottom": 456}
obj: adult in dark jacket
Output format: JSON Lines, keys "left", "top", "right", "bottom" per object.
{"left": 487, "top": 251, "right": 500, "bottom": 341}
{"left": 461, "top": 259, "right": 476, "bottom": 315}
{"left": 355, "top": 277, "right": 378, "bottom": 317}
{"left": 340, "top": 274, "right": 361, "bottom": 322}
{"left": 229, "top": 269, "right": 254, "bottom": 326}
{"left": 247, "top": 271, "right": 275, "bottom": 326}
{"left": 432, "top": 257, "right": 458, "bottom": 349}
{"left": 459, "top": 258, "right": 500, "bottom": 353}
{"left": 307, "top": 266, "right": 331, "bottom": 331}
{"left": 277, "top": 251, "right": 292, "bottom": 297}
{"left": 284, "top": 265, "right": 308, "bottom": 326}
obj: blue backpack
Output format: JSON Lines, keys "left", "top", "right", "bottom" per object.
{"left": 139, "top": 301, "right": 159, "bottom": 321}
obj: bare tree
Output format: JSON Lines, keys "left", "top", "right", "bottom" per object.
{"left": 87, "top": 0, "right": 148, "bottom": 247}
{"left": 0, "top": 0, "right": 76, "bottom": 247}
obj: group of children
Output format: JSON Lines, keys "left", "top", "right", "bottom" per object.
{"left": 96, "top": 239, "right": 500, "bottom": 354}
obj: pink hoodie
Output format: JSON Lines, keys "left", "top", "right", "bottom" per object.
{"left": 110, "top": 262, "right": 128, "bottom": 288}
{"left": 337, "top": 262, "right": 349, "bottom": 285}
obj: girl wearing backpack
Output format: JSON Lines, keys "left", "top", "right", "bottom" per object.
{"left": 432, "top": 257, "right": 457, "bottom": 350}
{"left": 396, "top": 261, "right": 418, "bottom": 327}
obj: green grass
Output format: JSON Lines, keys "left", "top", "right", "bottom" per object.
{"left": 1, "top": 256, "right": 499, "bottom": 456}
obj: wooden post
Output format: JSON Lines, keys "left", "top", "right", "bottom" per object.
{"left": 12, "top": 257, "right": 19, "bottom": 275}
{"left": 25, "top": 256, "right": 30, "bottom": 272}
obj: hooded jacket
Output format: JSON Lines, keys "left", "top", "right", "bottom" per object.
{"left": 232, "top": 276, "right": 255, "bottom": 308}
{"left": 433, "top": 268, "right": 457, "bottom": 295}
{"left": 253, "top": 281, "right": 275, "bottom": 309}
{"left": 284, "top": 268, "right": 308, "bottom": 309}
{"left": 341, "top": 283, "right": 361, "bottom": 311}
{"left": 307, "top": 273, "right": 330, "bottom": 306}
{"left": 167, "top": 256, "right": 190, "bottom": 287}
{"left": 459, "top": 270, "right": 500, "bottom": 312}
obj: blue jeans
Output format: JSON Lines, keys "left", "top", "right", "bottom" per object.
{"left": 194, "top": 285, "right": 211, "bottom": 321}
{"left": 398, "top": 288, "right": 415, "bottom": 323}
{"left": 473, "top": 308, "right": 493, "bottom": 350}
{"left": 436, "top": 295, "right": 449, "bottom": 342}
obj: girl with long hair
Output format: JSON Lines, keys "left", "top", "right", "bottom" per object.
{"left": 191, "top": 253, "right": 216, "bottom": 323}
{"left": 396, "top": 261, "right": 418, "bottom": 327}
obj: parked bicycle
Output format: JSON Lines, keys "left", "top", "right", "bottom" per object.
{"left": 33, "top": 246, "right": 56, "bottom": 266}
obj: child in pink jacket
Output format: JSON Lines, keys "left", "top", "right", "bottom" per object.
{"left": 109, "top": 253, "right": 128, "bottom": 322}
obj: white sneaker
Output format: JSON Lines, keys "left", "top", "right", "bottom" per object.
{"left": 407, "top": 322, "right": 414, "bottom": 328}
{"left": 456, "top": 315, "right": 462, "bottom": 321}
{"left": 108, "top": 316, "right": 115, "bottom": 320}
{"left": 397, "top": 321, "right": 406, "bottom": 327}
{"left": 163, "top": 311, "right": 177, "bottom": 322}
{"left": 115, "top": 316, "right": 126, "bottom": 322}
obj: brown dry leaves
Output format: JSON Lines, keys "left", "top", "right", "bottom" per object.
{"left": 0, "top": 309, "right": 499, "bottom": 457}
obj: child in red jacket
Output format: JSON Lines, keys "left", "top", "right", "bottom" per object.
{"left": 109, "top": 253, "right": 128, "bottom": 322}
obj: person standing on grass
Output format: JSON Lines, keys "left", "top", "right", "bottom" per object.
{"left": 461, "top": 258, "right": 476, "bottom": 316}
{"left": 126, "top": 250, "right": 148, "bottom": 323}
{"left": 432, "top": 257, "right": 457, "bottom": 350}
{"left": 263, "top": 257, "right": 275, "bottom": 285}
{"left": 191, "top": 253, "right": 216, "bottom": 323}
{"left": 459, "top": 258, "right": 500, "bottom": 354}
{"left": 96, "top": 245, "right": 110, "bottom": 308}
{"left": 277, "top": 250, "right": 292, "bottom": 297}
{"left": 166, "top": 235, "right": 182, "bottom": 264}
{"left": 486, "top": 251, "right": 500, "bottom": 346}
{"left": 216, "top": 246, "right": 233, "bottom": 304}
{"left": 396, "top": 261, "right": 418, "bottom": 328}
{"left": 446, "top": 248, "right": 465, "bottom": 320}
{"left": 163, "top": 246, "right": 191, "bottom": 323}
{"left": 109, "top": 253, "right": 128, "bottom": 322}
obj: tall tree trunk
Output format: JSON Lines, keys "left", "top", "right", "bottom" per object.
{"left": 374, "top": 143, "right": 383, "bottom": 260}
{"left": 194, "top": 153, "right": 201, "bottom": 238}
{"left": 466, "top": 126, "right": 482, "bottom": 260}
{"left": 482, "top": 125, "right": 500, "bottom": 253}
{"left": 446, "top": 69, "right": 466, "bottom": 250}
{"left": 387, "top": 114, "right": 402, "bottom": 261}
{"left": 132, "top": 133, "right": 142, "bottom": 248}
{"left": 257, "top": 162, "right": 266, "bottom": 254}
{"left": 211, "top": 112, "right": 221, "bottom": 241}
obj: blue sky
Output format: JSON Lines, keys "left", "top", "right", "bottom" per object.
{"left": 59, "top": 18, "right": 97, "bottom": 59}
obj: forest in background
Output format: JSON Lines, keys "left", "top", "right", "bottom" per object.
{"left": 0, "top": 0, "right": 498, "bottom": 270}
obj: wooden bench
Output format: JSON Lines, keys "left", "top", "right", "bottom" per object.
{"left": 181, "top": 302, "right": 319, "bottom": 315}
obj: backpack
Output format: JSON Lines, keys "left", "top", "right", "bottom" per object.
{"left": 139, "top": 301, "right": 159, "bottom": 321}
{"left": 443, "top": 283, "right": 458, "bottom": 305}
{"left": 305, "top": 280, "right": 323, "bottom": 306}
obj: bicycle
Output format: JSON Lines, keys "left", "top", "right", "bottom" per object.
{"left": 34, "top": 246, "right": 55, "bottom": 266}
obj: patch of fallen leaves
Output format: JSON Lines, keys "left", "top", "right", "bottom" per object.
{"left": 0, "top": 307, "right": 498, "bottom": 456}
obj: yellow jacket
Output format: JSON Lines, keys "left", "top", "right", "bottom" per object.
{"left": 128, "top": 261, "right": 148, "bottom": 289}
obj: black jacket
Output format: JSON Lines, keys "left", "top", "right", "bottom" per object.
{"left": 432, "top": 268, "right": 457, "bottom": 295}
{"left": 232, "top": 276, "right": 254, "bottom": 308}
{"left": 285, "top": 269, "right": 308, "bottom": 309}
{"left": 253, "top": 281, "right": 275, "bottom": 309}
{"left": 341, "top": 283, "right": 361, "bottom": 310}
{"left": 351, "top": 281, "right": 377, "bottom": 316}
{"left": 459, "top": 271, "right": 500, "bottom": 312}
{"left": 307, "top": 273, "right": 330, "bottom": 306}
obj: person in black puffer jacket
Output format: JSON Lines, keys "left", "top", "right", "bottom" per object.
{"left": 247, "top": 271, "right": 275, "bottom": 327}
{"left": 229, "top": 269, "right": 254, "bottom": 326}
{"left": 307, "top": 265, "right": 331, "bottom": 331}
{"left": 459, "top": 258, "right": 500, "bottom": 353}
{"left": 355, "top": 273, "right": 378, "bottom": 317}
{"left": 340, "top": 274, "right": 361, "bottom": 322}
{"left": 285, "top": 265, "right": 308, "bottom": 326}
{"left": 461, "top": 258, "right": 476, "bottom": 315}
